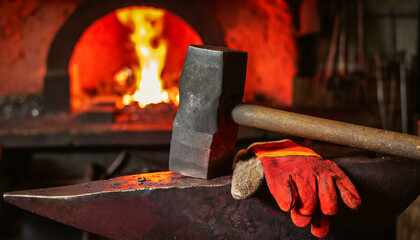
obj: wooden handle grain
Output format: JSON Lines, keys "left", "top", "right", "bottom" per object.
{"left": 231, "top": 103, "right": 420, "bottom": 160}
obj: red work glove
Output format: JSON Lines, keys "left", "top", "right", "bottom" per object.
{"left": 247, "top": 140, "right": 361, "bottom": 238}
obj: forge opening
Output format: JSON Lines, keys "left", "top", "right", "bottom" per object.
{"left": 69, "top": 6, "right": 203, "bottom": 117}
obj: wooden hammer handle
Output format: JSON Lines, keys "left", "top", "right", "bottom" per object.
{"left": 231, "top": 103, "right": 420, "bottom": 160}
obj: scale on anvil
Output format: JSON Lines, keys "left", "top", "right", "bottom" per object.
{"left": 4, "top": 46, "right": 420, "bottom": 239}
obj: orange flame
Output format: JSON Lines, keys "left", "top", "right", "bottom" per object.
{"left": 116, "top": 7, "right": 179, "bottom": 108}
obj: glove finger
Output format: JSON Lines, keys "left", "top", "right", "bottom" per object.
{"left": 317, "top": 175, "right": 338, "bottom": 215}
{"left": 266, "top": 175, "right": 297, "bottom": 212}
{"left": 261, "top": 158, "right": 297, "bottom": 212}
{"left": 291, "top": 208, "right": 311, "bottom": 227}
{"left": 327, "top": 161, "right": 362, "bottom": 209}
{"left": 335, "top": 177, "right": 362, "bottom": 210}
{"left": 311, "top": 214, "right": 330, "bottom": 238}
{"left": 292, "top": 175, "right": 317, "bottom": 215}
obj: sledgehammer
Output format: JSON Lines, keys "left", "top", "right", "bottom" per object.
{"left": 169, "top": 45, "right": 420, "bottom": 179}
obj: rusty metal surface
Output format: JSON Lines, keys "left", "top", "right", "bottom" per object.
{"left": 4, "top": 156, "right": 420, "bottom": 239}
{"left": 0, "top": 115, "right": 173, "bottom": 147}
{"left": 232, "top": 103, "right": 420, "bottom": 160}
{"left": 169, "top": 45, "right": 247, "bottom": 179}
{"left": 331, "top": 156, "right": 420, "bottom": 238}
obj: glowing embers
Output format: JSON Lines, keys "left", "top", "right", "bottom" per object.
{"left": 116, "top": 7, "right": 179, "bottom": 108}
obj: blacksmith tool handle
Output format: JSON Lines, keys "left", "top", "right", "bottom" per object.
{"left": 231, "top": 103, "right": 420, "bottom": 160}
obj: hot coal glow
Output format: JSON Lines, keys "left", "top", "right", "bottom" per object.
{"left": 69, "top": 6, "right": 202, "bottom": 112}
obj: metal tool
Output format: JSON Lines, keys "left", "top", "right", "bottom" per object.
{"left": 399, "top": 51, "right": 408, "bottom": 133}
{"left": 337, "top": 3, "right": 347, "bottom": 77}
{"left": 374, "top": 54, "right": 388, "bottom": 130}
{"left": 170, "top": 45, "right": 420, "bottom": 179}
{"left": 388, "top": 11, "right": 398, "bottom": 131}
{"left": 4, "top": 156, "right": 420, "bottom": 239}
{"left": 357, "top": 0, "right": 365, "bottom": 73}
{"left": 323, "top": 12, "right": 341, "bottom": 86}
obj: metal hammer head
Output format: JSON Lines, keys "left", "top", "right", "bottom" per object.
{"left": 169, "top": 45, "right": 247, "bottom": 179}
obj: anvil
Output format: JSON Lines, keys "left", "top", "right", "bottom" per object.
{"left": 3, "top": 155, "right": 420, "bottom": 239}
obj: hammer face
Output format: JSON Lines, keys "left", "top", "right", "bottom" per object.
{"left": 169, "top": 45, "right": 247, "bottom": 179}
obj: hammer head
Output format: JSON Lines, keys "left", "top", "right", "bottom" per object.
{"left": 169, "top": 45, "right": 247, "bottom": 179}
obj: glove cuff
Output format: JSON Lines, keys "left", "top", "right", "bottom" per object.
{"left": 248, "top": 139, "right": 322, "bottom": 160}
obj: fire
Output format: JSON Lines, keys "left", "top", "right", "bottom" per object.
{"left": 116, "top": 7, "right": 179, "bottom": 108}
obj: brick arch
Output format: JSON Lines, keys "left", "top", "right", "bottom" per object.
{"left": 43, "top": 0, "right": 225, "bottom": 112}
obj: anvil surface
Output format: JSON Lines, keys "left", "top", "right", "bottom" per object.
{"left": 3, "top": 156, "right": 420, "bottom": 240}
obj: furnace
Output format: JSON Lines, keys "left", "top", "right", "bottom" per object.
{"left": 0, "top": 0, "right": 419, "bottom": 239}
